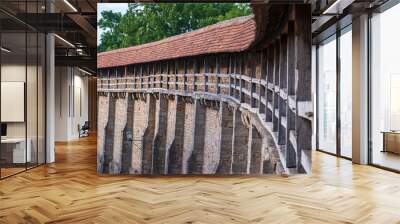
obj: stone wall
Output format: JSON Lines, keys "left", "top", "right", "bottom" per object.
{"left": 97, "top": 6, "right": 313, "bottom": 175}
{"left": 98, "top": 93, "right": 281, "bottom": 175}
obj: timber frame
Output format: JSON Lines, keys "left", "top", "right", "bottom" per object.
{"left": 97, "top": 5, "right": 312, "bottom": 174}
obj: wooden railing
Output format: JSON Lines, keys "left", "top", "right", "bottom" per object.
{"left": 98, "top": 72, "right": 313, "bottom": 173}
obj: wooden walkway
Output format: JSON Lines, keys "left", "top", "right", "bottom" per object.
{"left": 0, "top": 134, "right": 399, "bottom": 223}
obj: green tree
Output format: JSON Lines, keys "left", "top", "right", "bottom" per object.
{"left": 98, "top": 3, "right": 251, "bottom": 52}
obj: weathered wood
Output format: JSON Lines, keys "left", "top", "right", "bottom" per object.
{"left": 216, "top": 56, "right": 221, "bottom": 94}
{"left": 250, "top": 52, "right": 257, "bottom": 108}
{"left": 294, "top": 5, "right": 312, "bottom": 171}
{"left": 97, "top": 5, "right": 312, "bottom": 175}
{"left": 278, "top": 35, "right": 288, "bottom": 145}
{"left": 259, "top": 51, "right": 266, "bottom": 114}
{"left": 272, "top": 41, "right": 280, "bottom": 132}
{"left": 240, "top": 54, "right": 245, "bottom": 103}
{"left": 184, "top": 59, "right": 188, "bottom": 91}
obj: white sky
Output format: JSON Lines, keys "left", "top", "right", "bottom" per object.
{"left": 97, "top": 3, "right": 128, "bottom": 45}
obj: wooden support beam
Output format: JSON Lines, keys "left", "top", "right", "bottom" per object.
{"left": 278, "top": 35, "right": 288, "bottom": 145}
{"left": 175, "top": 60, "right": 178, "bottom": 90}
{"left": 240, "top": 54, "right": 245, "bottom": 103}
{"left": 229, "top": 55, "right": 233, "bottom": 97}
{"left": 272, "top": 41, "right": 280, "bottom": 131}
{"left": 234, "top": 55, "right": 239, "bottom": 99}
{"left": 259, "top": 51, "right": 266, "bottom": 114}
{"left": 184, "top": 59, "right": 188, "bottom": 91}
{"left": 216, "top": 56, "right": 221, "bottom": 94}
{"left": 265, "top": 47, "right": 273, "bottom": 122}
{"left": 140, "top": 64, "right": 144, "bottom": 89}
{"left": 204, "top": 57, "right": 209, "bottom": 92}
{"left": 193, "top": 58, "right": 197, "bottom": 91}
{"left": 294, "top": 5, "right": 312, "bottom": 171}
{"left": 250, "top": 52, "right": 257, "bottom": 108}
{"left": 166, "top": 62, "right": 170, "bottom": 90}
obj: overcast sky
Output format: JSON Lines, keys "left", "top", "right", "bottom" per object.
{"left": 97, "top": 3, "right": 128, "bottom": 45}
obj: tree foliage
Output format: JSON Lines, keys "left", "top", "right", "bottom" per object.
{"left": 98, "top": 3, "right": 251, "bottom": 52}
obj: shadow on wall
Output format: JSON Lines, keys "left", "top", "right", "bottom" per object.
{"left": 97, "top": 94, "right": 284, "bottom": 175}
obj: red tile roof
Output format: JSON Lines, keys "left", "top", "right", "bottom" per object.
{"left": 97, "top": 15, "right": 256, "bottom": 68}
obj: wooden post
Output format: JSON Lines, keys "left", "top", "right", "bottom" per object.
{"left": 204, "top": 57, "right": 209, "bottom": 92}
{"left": 294, "top": 5, "right": 312, "bottom": 171}
{"left": 250, "top": 52, "right": 257, "bottom": 108}
{"left": 184, "top": 59, "right": 188, "bottom": 92}
{"left": 228, "top": 55, "right": 233, "bottom": 96}
{"left": 125, "top": 66, "right": 127, "bottom": 89}
{"left": 175, "top": 60, "right": 178, "bottom": 90}
{"left": 259, "top": 51, "right": 265, "bottom": 114}
{"left": 272, "top": 41, "right": 280, "bottom": 131}
{"left": 193, "top": 58, "right": 197, "bottom": 92}
{"left": 216, "top": 56, "right": 221, "bottom": 94}
{"left": 140, "top": 64, "right": 144, "bottom": 89}
{"left": 167, "top": 61, "right": 170, "bottom": 90}
{"left": 240, "top": 54, "right": 245, "bottom": 103}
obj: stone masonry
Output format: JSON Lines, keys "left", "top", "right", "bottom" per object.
{"left": 97, "top": 6, "right": 313, "bottom": 175}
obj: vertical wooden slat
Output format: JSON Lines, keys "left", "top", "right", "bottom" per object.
{"left": 204, "top": 57, "right": 209, "bottom": 92}
{"left": 240, "top": 54, "right": 245, "bottom": 103}
{"left": 193, "top": 58, "right": 197, "bottom": 92}
{"left": 216, "top": 56, "right": 221, "bottom": 94}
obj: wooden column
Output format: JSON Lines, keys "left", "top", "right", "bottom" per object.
{"left": 259, "top": 51, "right": 266, "bottom": 114}
{"left": 240, "top": 54, "right": 245, "bottom": 103}
{"left": 265, "top": 46, "right": 274, "bottom": 122}
{"left": 229, "top": 55, "right": 233, "bottom": 97}
{"left": 166, "top": 62, "right": 170, "bottom": 90}
{"left": 286, "top": 21, "right": 297, "bottom": 168}
{"left": 204, "top": 58, "right": 209, "bottom": 92}
{"left": 175, "top": 60, "right": 178, "bottom": 90}
{"left": 184, "top": 59, "right": 188, "bottom": 92}
{"left": 272, "top": 41, "right": 280, "bottom": 131}
{"left": 216, "top": 56, "right": 221, "bottom": 94}
{"left": 250, "top": 52, "right": 257, "bottom": 108}
{"left": 278, "top": 35, "right": 288, "bottom": 145}
{"left": 193, "top": 58, "right": 197, "bottom": 92}
{"left": 294, "top": 5, "right": 312, "bottom": 171}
